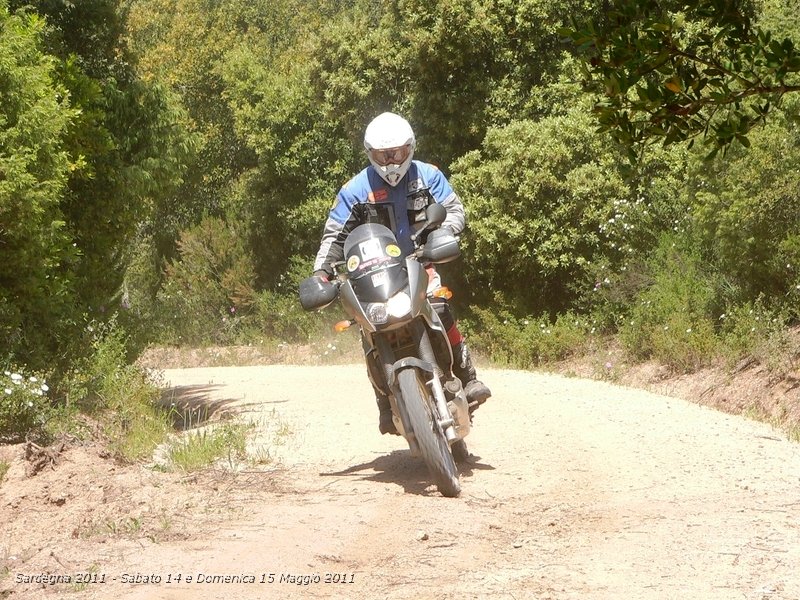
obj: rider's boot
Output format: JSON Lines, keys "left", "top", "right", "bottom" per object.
{"left": 451, "top": 342, "right": 491, "bottom": 414}
{"left": 376, "top": 392, "right": 399, "bottom": 435}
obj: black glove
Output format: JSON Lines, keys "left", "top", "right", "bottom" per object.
{"left": 313, "top": 269, "right": 332, "bottom": 282}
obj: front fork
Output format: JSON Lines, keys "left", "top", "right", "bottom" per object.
{"left": 376, "top": 321, "right": 459, "bottom": 445}
{"left": 416, "top": 324, "right": 459, "bottom": 443}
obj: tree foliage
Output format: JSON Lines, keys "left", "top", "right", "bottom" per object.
{"left": 156, "top": 216, "right": 257, "bottom": 344}
{"left": 5, "top": 0, "right": 800, "bottom": 394}
{"left": 451, "top": 105, "right": 630, "bottom": 314}
{"left": 564, "top": 0, "right": 800, "bottom": 160}
{"left": 690, "top": 98, "right": 800, "bottom": 301}
{"left": 0, "top": 4, "right": 75, "bottom": 368}
{"left": 2, "top": 0, "right": 193, "bottom": 372}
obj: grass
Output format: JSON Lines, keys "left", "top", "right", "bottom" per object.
{"left": 167, "top": 421, "right": 250, "bottom": 472}
{"left": 70, "top": 565, "right": 100, "bottom": 592}
{"left": 77, "top": 516, "right": 145, "bottom": 540}
{"left": 108, "top": 405, "right": 173, "bottom": 463}
{"left": 42, "top": 321, "right": 178, "bottom": 464}
{"left": 0, "top": 461, "right": 8, "bottom": 484}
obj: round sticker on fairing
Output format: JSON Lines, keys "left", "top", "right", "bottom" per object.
{"left": 347, "top": 255, "right": 361, "bottom": 272}
{"left": 385, "top": 244, "right": 401, "bottom": 257}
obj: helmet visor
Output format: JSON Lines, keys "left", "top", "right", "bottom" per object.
{"left": 369, "top": 145, "right": 412, "bottom": 167}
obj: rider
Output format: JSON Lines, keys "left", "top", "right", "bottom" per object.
{"left": 312, "top": 112, "right": 491, "bottom": 435}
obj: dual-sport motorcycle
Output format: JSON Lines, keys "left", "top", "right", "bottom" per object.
{"left": 299, "top": 204, "right": 472, "bottom": 497}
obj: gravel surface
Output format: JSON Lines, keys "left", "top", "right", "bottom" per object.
{"left": 2, "top": 364, "right": 799, "bottom": 599}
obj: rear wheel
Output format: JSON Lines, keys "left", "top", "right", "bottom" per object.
{"left": 397, "top": 368, "right": 460, "bottom": 497}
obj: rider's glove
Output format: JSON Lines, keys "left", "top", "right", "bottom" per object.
{"left": 313, "top": 269, "right": 331, "bottom": 282}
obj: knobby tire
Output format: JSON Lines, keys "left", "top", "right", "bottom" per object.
{"left": 398, "top": 367, "right": 460, "bottom": 497}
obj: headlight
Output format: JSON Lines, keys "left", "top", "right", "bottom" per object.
{"left": 365, "top": 291, "right": 411, "bottom": 325}
{"left": 386, "top": 291, "right": 411, "bottom": 318}
{"left": 366, "top": 302, "right": 388, "bottom": 324}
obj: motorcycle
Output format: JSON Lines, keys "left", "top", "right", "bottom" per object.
{"left": 299, "top": 204, "right": 472, "bottom": 497}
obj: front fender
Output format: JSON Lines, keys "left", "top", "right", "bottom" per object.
{"left": 388, "top": 356, "right": 436, "bottom": 388}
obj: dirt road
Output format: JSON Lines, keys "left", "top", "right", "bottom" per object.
{"left": 4, "top": 364, "right": 800, "bottom": 599}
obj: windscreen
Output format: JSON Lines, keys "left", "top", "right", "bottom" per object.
{"left": 343, "top": 223, "right": 406, "bottom": 302}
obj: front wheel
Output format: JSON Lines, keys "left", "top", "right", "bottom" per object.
{"left": 398, "top": 368, "right": 460, "bottom": 497}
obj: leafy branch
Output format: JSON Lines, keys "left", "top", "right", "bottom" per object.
{"left": 562, "top": 0, "right": 800, "bottom": 161}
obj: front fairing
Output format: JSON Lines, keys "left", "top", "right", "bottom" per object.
{"left": 339, "top": 260, "right": 423, "bottom": 333}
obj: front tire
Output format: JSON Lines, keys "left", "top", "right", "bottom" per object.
{"left": 398, "top": 368, "right": 460, "bottom": 497}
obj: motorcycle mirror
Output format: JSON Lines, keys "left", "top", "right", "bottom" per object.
{"left": 412, "top": 203, "right": 448, "bottom": 244}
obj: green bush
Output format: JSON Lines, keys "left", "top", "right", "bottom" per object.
{"left": 156, "top": 216, "right": 257, "bottom": 345}
{"left": 0, "top": 367, "right": 50, "bottom": 441}
{"left": 718, "top": 301, "right": 794, "bottom": 373}
{"left": 60, "top": 319, "right": 171, "bottom": 461}
{"left": 0, "top": 5, "right": 76, "bottom": 372}
{"left": 691, "top": 102, "right": 800, "bottom": 303}
{"left": 450, "top": 107, "right": 630, "bottom": 314}
{"left": 619, "top": 236, "right": 719, "bottom": 372}
{"left": 464, "top": 306, "right": 592, "bottom": 368}
{"left": 251, "top": 290, "right": 331, "bottom": 343}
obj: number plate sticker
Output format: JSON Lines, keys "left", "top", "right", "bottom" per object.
{"left": 359, "top": 238, "right": 383, "bottom": 260}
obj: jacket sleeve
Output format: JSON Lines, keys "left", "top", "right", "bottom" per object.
{"left": 313, "top": 186, "right": 363, "bottom": 275}
{"left": 426, "top": 166, "right": 465, "bottom": 234}
{"left": 441, "top": 190, "right": 466, "bottom": 235}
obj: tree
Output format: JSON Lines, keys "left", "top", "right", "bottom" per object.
{"left": 216, "top": 0, "right": 604, "bottom": 289}
{"left": 30, "top": 0, "right": 194, "bottom": 316}
{"left": 0, "top": 3, "right": 76, "bottom": 368}
{"left": 2, "top": 0, "right": 193, "bottom": 370}
{"left": 563, "top": 0, "right": 800, "bottom": 160}
{"left": 689, "top": 97, "right": 800, "bottom": 302}
{"left": 450, "top": 105, "right": 632, "bottom": 314}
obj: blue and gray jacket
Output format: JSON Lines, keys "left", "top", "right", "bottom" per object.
{"left": 313, "top": 160, "right": 466, "bottom": 276}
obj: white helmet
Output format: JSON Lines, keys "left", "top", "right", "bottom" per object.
{"left": 364, "top": 112, "right": 416, "bottom": 187}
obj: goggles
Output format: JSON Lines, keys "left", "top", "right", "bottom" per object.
{"left": 369, "top": 145, "right": 411, "bottom": 166}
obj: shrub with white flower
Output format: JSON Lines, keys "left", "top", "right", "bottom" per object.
{"left": 1, "top": 367, "right": 50, "bottom": 439}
